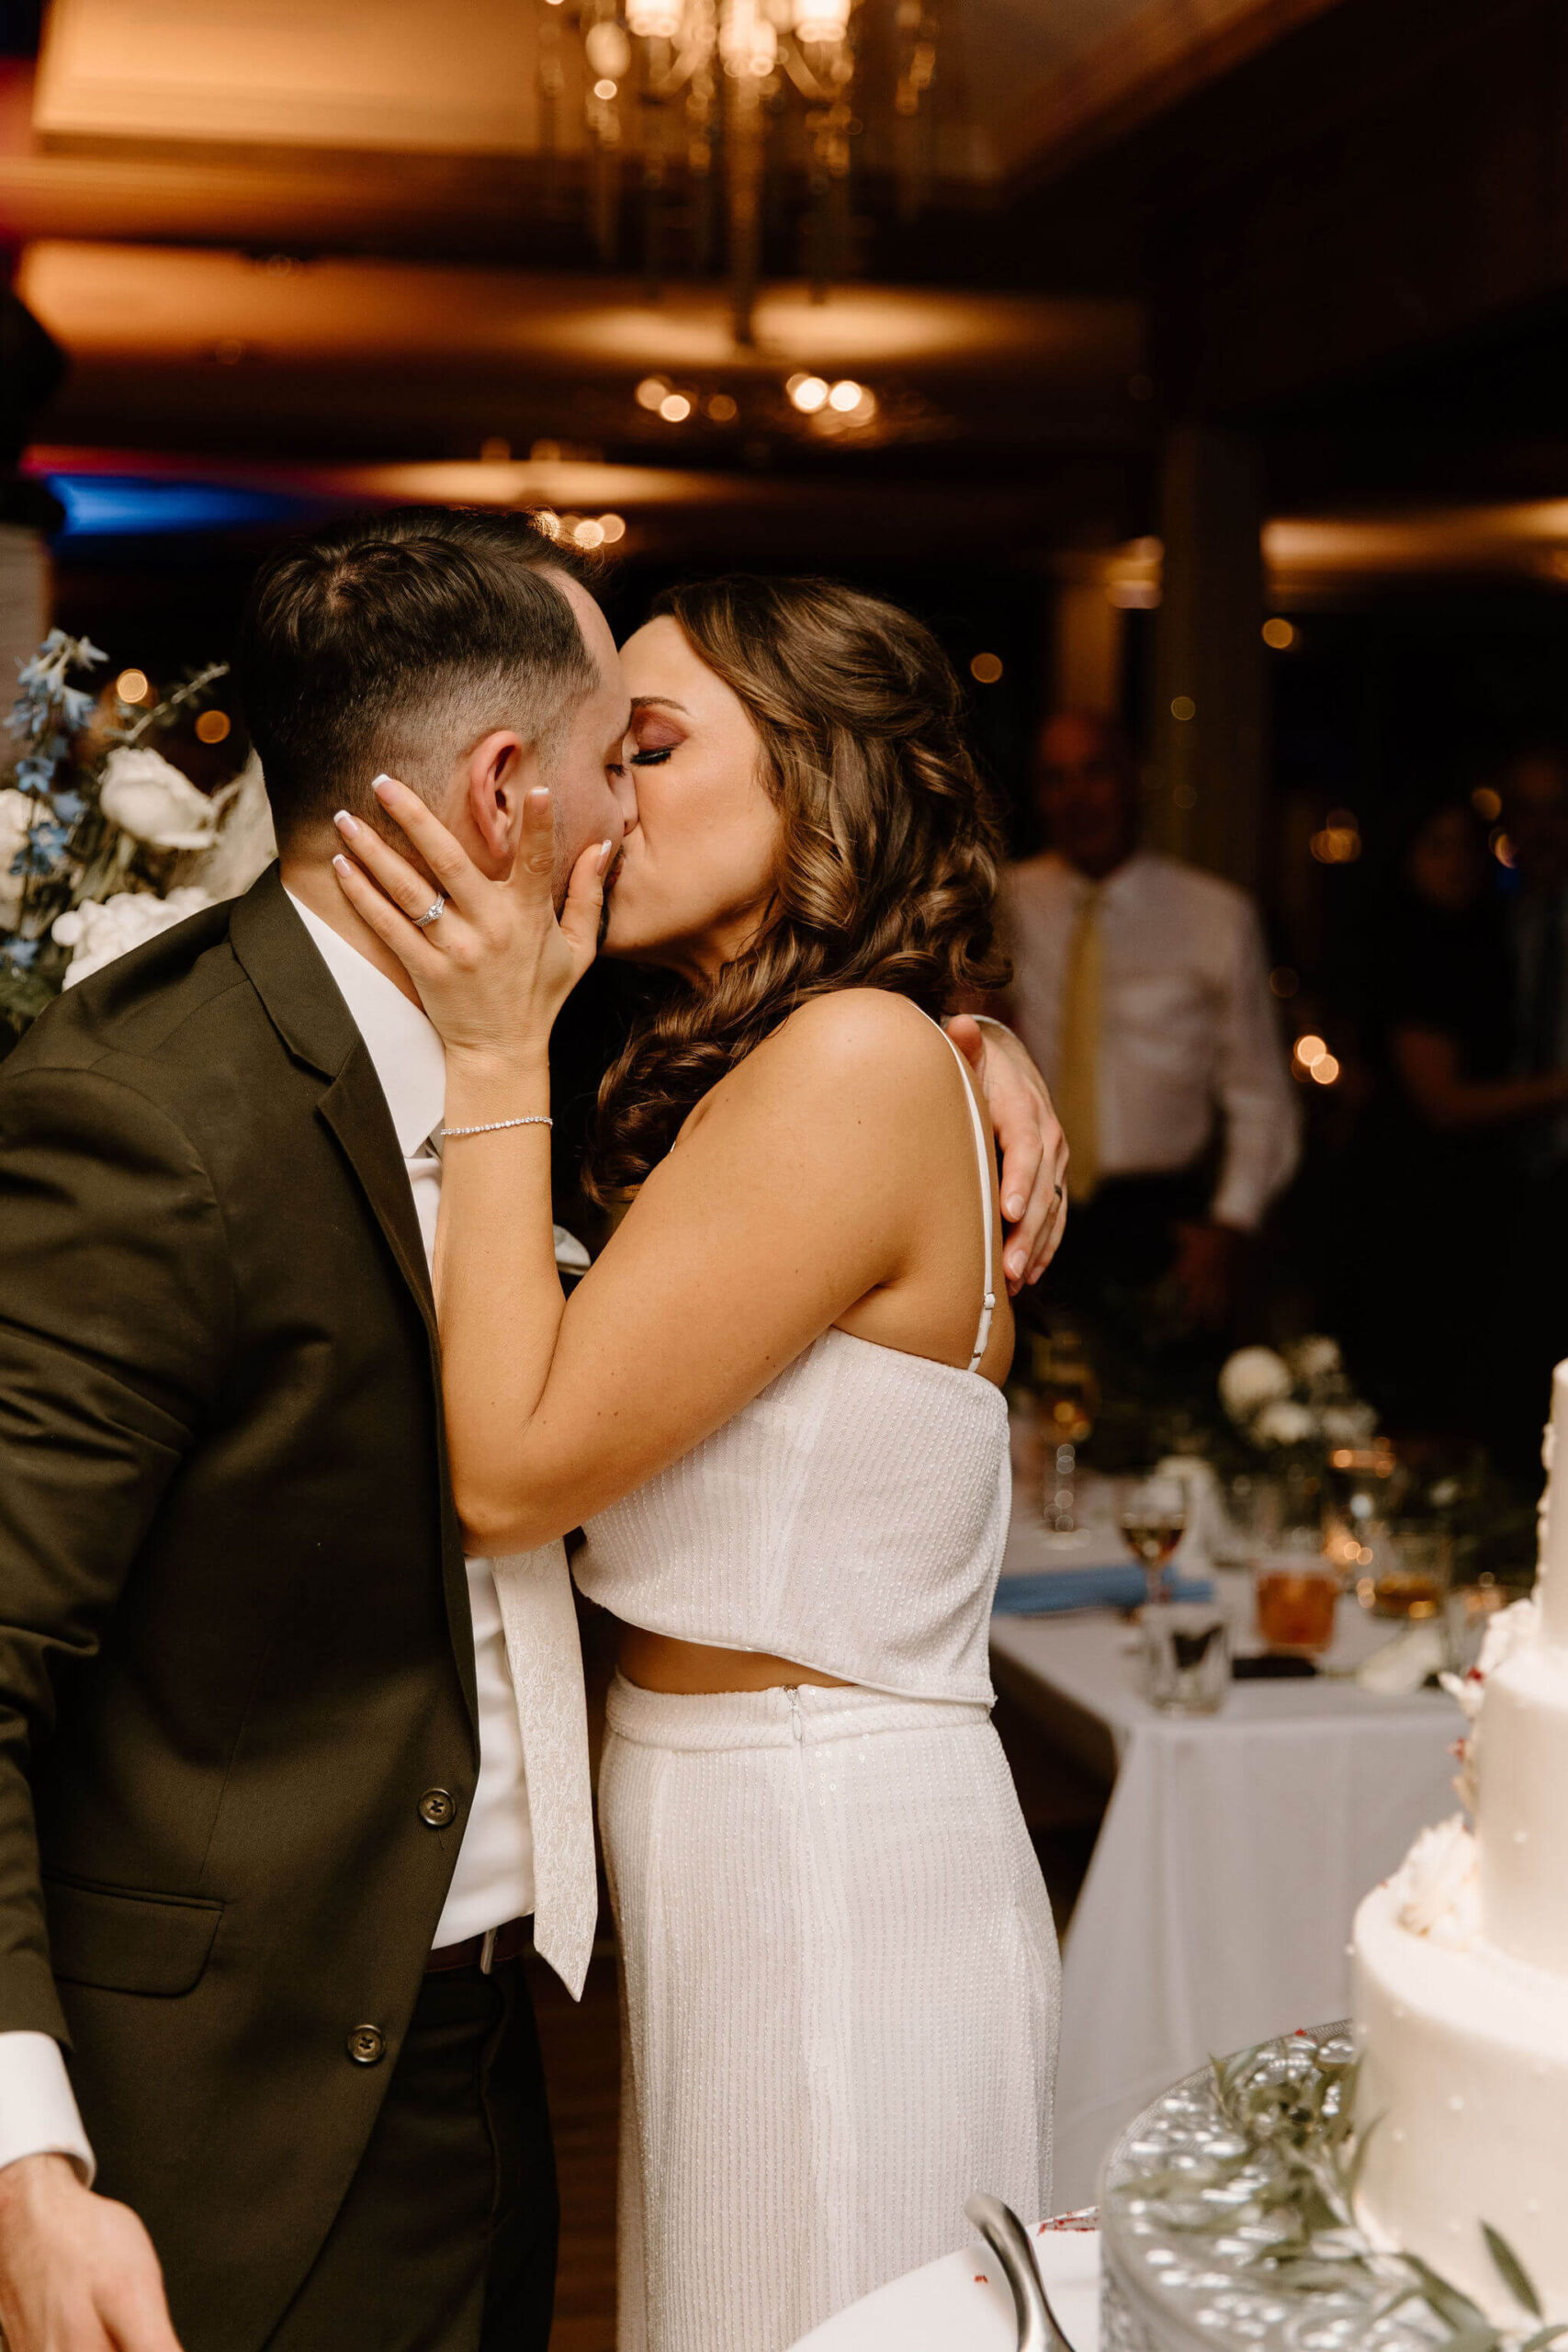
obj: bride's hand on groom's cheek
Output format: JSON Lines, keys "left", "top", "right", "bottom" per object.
{"left": 330, "top": 775, "right": 613, "bottom": 1065}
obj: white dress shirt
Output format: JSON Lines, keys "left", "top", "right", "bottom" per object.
{"left": 1001, "top": 849, "right": 1300, "bottom": 1230}
{"left": 0, "top": 893, "right": 594, "bottom": 2182}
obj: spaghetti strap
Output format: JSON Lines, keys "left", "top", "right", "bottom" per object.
{"left": 931, "top": 1022, "right": 998, "bottom": 1373}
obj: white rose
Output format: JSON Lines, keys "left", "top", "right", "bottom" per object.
{"left": 98, "top": 747, "right": 218, "bottom": 852}
{"left": 1320, "top": 1403, "right": 1378, "bottom": 1446}
{"left": 0, "top": 788, "right": 36, "bottom": 928}
{"left": 1393, "top": 1815, "right": 1479, "bottom": 1948}
{"left": 1219, "top": 1346, "right": 1292, "bottom": 1422}
{"left": 1254, "top": 1397, "right": 1316, "bottom": 1448}
{"left": 1287, "top": 1334, "right": 1342, "bottom": 1385}
{"left": 59, "top": 887, "right": 214, "bottom": 985}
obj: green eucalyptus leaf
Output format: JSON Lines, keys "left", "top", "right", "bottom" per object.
{"left": 1483, "top": 2225, "right": 1544, "bottom": 2318}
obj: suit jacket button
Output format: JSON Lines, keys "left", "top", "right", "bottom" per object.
{"left": 347, "top": 2024, "right": 386, "bottom": 2066}
{"left": 419, "top": 1787, "right": 457, "bottom": 1829}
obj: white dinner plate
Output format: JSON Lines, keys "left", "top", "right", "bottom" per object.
{"left": 788, "top": 2218, "right": 1100, "bottom": 2352}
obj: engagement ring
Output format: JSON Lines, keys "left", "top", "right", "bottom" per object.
{"left": 412, "top": 895, "right": 446, "bottom": 929}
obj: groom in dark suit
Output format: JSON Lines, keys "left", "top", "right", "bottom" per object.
{"left": 0, "top": 506, "right": 1066, "bottom": 2352}
{"left": 0, "top": 508, "right": 634, "bottom": 2352}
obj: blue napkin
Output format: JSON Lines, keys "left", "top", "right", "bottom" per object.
{"left": 993, "top": 1566, "right": 1215, "bottom": 1617}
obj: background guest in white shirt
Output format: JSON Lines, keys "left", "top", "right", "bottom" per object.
{"left": 1000, "top": 710, "right": 1300, "bottom": 1332}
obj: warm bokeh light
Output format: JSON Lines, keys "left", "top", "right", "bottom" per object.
{"left": 627, "top": 0, "right": 682, "bottom": 31}
{"left": 969, "top": 651, "right": 1004, "bottom": 684}
{"left": 115, "top": 667, "right": 151, "bottom": 705}
{"left": 1269, "top": 966, "right": 1300, "bottom": 998}
{"left": 1169, "top": 695, "right": 1196, "bottom": 722}
{"left": 195, "top": 709, "right": 231, "bottom": 744}
{"left": 1492, "top": 828, "right": 1517, "bottom": 867}
{"left": 659, "top": 391, "right": 693, "bottom": 422}
{"left": 1311, "top": 1054, "right": 1341, "bottom": 1086}
{"left": 532, "top": 509, "right": 562, "bottom": 538}
{"left": 1310, "top": 812, "right": 1362, "bottom": 864}
{"left": 635, "top": 376, "right": 669, "bottom": 411}
{"left": 1472, "top": 785, "right": 1502, "bottom": 820}
{"left": 828, "top": 378, "right": 862, "bottom": 412}
{"left": 786, "top": 372, "right": 829, "bottom": 413}
{"left": 572, "top": 518, "right": 606, "bottom": 548}
{"left": 599, "top": 513, "right": 626, "bottom": 543}
{"left": 794, "top": 0, "right": 852, "bottom": 39}
{"left": 593, "top": 76, "right": 617, "bottom": 99}
{"left": 479, "top": 436, "right": 511, "bottom": 463}
{"left": 1294, "top": 1033, "right": 1328, "bottom": 1069}
{"left": 1261, "top": 616, "right": 1295, "bottom": 650}
{"left": 706, "top": 392, "right": 738, "bottom": 422}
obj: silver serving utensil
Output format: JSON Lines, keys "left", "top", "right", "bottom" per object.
{"left": 964, "top": 2194, "right": 1077, "bottom": 2352}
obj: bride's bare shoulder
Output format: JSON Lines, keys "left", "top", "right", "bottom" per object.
{"left": 689, "top": 989, "right": 956, "bottom": 1143}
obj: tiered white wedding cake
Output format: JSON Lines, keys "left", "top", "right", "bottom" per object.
{"left": 1351, "top": 1360, "right": 1568, "bottom": 2319}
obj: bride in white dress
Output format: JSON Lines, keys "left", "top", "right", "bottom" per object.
{"left": 335, "top": 575, "right": 1061, "bottom": 2352}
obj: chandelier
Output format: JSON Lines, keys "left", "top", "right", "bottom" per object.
{"left": 536, "top": 0, "right": 941, "bottom": 345}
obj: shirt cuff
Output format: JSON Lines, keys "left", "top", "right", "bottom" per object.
{"left": 0, "top": 2032, "right": 95, "bottom": 2185}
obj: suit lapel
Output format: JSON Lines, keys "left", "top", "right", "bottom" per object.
{"left": 231, "top": 865, "right": 479, "bottom": 1740}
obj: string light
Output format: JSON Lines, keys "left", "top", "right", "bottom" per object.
{"left": 572, "top": 519, "right": 606, "bottom": 548}
{"left": 969, "top": 652, "right": 1004, "bottom": 684}
{"left": 1262, "top": 617, "right": 1295, "bottom": 650}
{"left": 599, "top": 514, "right": 626, "bottom": 544}
{"left": 1311, "top": 1054, "right": 1341, "bottom": 1086}
{"left": 1472, "top": 786, "right": 1502, "bottom": 821}
{"left": 1169, "top": 695, "right": 1196, "bottom": 722}
{"left": 194, "top": 709, "right": 231, "bottom": 744}
{"left": 636, "top": 377, "right": 670, "bottom": 412}
{"left": 659, "top": 391, "right": 693, "bottom": 422}
{"left": 116, "top": 668, "right": 151, "bottom": 706}
{"left": 706, "top": 392, "right": 739, "bottom": 422}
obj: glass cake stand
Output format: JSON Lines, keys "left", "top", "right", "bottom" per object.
{"left": 1099, "top": 2023, "right": 1447, "bottom": 2352}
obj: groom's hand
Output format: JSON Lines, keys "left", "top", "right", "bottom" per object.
{"left": 944, "top": 1015, "right": 1068, "bottom": 1293}
{"left": 0, "top": 2154, "right": 182, "bottom": 2352}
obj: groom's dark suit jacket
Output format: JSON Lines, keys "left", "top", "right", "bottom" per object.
{"left": 0, "top": 864, "right": 481, "bottom": 2347}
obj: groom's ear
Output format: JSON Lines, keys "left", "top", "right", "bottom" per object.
{"left": 463, "top": 729, "right": 539, "bottom": 876}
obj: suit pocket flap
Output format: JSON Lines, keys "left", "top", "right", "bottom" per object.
{"left": 45, "top": 1876, "right": 222, "bottom": 1996}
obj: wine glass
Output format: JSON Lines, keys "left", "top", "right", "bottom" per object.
{"left": 1118, "top": 1473, "right": 1188, "bottom": 1608}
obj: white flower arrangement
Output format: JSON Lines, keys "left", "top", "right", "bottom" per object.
{"left": 1, "top": 633, "right": 274, "bottom": 1033}
{"left": 1219, "top": 1332, "right": 1379, "bottom": 1460}
{"left": 1219, "top": 1345, "right": 1293, "bottom": 1420}
{"left": 98, "top": 747, "right": 221, "bottom": 852}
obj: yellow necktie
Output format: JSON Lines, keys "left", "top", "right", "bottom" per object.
{"left": 1056, "top": 884, "right": 1102, "bottom": 1204}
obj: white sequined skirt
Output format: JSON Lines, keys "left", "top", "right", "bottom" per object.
{"left": 599, "top": 1675, "right": 1061, "bottom": 2352}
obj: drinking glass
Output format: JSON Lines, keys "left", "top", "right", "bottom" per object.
{"left": 1034, "top": 1330, "right": 1100, "bottom": 1549}
{"left": 1143, "top": 1603, "right": 1231, "bottom": 1714}
{"left": 1119, "top": 1473, "right": 1188, "bottom": 1608}
{"left": 1359, "top": 1527, "right": 1452, "bottom": 1621}
{"left": 1254, "top": 1554, "right": 1341, "bottom": 1657}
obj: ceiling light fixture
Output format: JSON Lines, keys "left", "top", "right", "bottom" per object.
{"left": 536, "top": 0, "right": 942, "bottom": 345}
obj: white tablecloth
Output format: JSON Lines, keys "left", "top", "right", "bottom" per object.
{"left": 990, "top": 1541, "right": 1462, "bottom": 2207}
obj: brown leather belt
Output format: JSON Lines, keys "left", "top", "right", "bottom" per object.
{"left": 425, "top": 1916, "right": 532, "bottom": 1975}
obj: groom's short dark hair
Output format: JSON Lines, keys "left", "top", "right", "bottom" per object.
{"left": 235, "top": 506, "right": 598, "bottom": 843}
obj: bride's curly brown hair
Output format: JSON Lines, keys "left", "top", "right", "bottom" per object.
{"left": 585, "top": 574, "right": 1010, "bottom": 1204}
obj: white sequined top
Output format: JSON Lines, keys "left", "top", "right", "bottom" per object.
{"left": 574, "top": 1024, "right": 1011, "bottom": 1702}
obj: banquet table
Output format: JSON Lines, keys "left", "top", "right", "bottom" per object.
{"left": 989, "top": 1470, "right": 1463, "bottom": 2209}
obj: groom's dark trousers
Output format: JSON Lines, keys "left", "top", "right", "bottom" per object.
{"left": 0, "top": 864, "right": 557, "bottom": 2349}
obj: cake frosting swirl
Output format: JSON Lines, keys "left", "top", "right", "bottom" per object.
{"left": 1350, "top": 1363, "right": 1568, "bottom": 2320}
